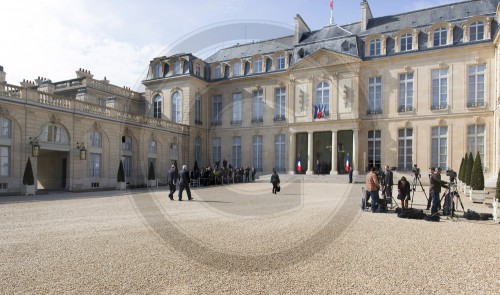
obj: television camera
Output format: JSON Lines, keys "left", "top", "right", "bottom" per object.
{"left": 412, "top": 164, "right": 421, "bottom": 178}
{"left": 446, "top": 169, "right": 457, "bottom": 183}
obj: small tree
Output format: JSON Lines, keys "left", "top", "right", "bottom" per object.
{"left": 148, "top": 161, "right": 155, "bottom": 180}
{"left": 470, "top": 151, "right": 484, "bottom": 190}
{"left": 22, "top": 157, "right": 35, "bottom": 185}
{"left": 464, "top": 152, "right": 474, "bottom": 186}
{"left": 495, "top": 169, "right": 500, "bottom": 202}
{"left": 117, "top": 160, "right": 125, "bottom": 182}
{"left": 458, "top": 156, "right": 465, "bottom": 181}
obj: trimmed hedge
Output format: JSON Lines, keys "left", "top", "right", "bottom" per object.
{"left": 117, "top": 160, "right": 125, "bottom": 182}
{"left": 22, "top": 157, "right": 35, "bottom": 185}
{"left": 470, "top": 151, "right": 484, "bottom": 190}
{"left": 464, "top": 152, "right": 474, "bottom": 186}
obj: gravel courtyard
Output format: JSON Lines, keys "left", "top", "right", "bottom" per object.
{"left": 1, "top": 177, "right": 499, "bottom": 294}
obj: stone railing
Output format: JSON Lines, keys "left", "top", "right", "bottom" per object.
{"left": 0, "top": 83, "right": 188, "bottom": 133}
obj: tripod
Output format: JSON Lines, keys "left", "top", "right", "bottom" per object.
{"left": 410, "top": 173, "right": 429, "bottom": 208}
{"left": 439, "top": 180, "right": 465, "bottom": 218}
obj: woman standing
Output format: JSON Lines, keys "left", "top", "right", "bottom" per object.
{"left": 397, "top": 176, "right": 411, "bottom": 208}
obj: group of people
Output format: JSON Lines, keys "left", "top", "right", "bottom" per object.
{"left": 365, "top": 165, "right": 448, "bottom": 213}
{"left": 167, "top": 164, "right": 192, "bottom": 201}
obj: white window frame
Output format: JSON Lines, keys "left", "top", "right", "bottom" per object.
{"left": 398, "top": 73, "right": 413, "bottom": 112}
{"left": 397, "top": 128, "right": 413, "bottom": 171}
{"left": 212, "top": 95, "right": 222, "bottom": 125}
{"left": 0, "top": 117, "right": 11, "bottom": 138}
{"left": 173, "top": 60, "right": 181, "bottom": 75}
{"left": 467, "top": 64, "right": 486, "bottom": 107}
{"left": 369, "top": 39, "right": 381, "bottom": 56}
{"left": 122, "top": 156, "right": 132, "bottom": 178}
{"left": 431, "top": 126, "right": 448, "bottom": 169}
{"left": 232, "top": 93, "right": 242, "bottom": 124}
{"left": 0, "top": 146, "right": 10, "bottom": 177}
{"left": 212, "top": 137, "right": 221, "bottom": 165}
{"left": 431, "top": 68, "right": 448, "bottom": 110}
{"left": 315, "top": 82, "right": 330, "bottom": 116}
{"left": 275, "top": 87, "right": 286, "bottom": 120}
{"left": 400, "top": 33, "right": 413, "bottom": 52}
{"left": 232, "top": 136, "right": 241, "bottom": 168}
{"left": 89, "top": 153, "right": 101, "bottom": 178}
{"left": 253, "top": 135, "right": 263, "bottom": 171}
{"left": 194, "top": 137, "right": 201, "bottom": 164}
{"left": 153, "top": 94, "right": 162, "bottom": 119}
{"left": 90, "top": 130, "right": 102, "bottom": 148}
{"left": 252, "top": 90, "right": 263, "bottom": 122}
{"left": 368, "top": 77, "right": 382, "bottom": 114}
{"left": 233, "top": 61, "right": 241, "bottom": 77}
{"left": 148, "top": 140, "right": 157, "bottom": 154}
{"left": 276, "top": 55, "right": 285, "bottom": 70}
{"left": 253, "top": 58, "right": 263, "bottom": 73}
{"left": 274, "top": 134, "right": 286, "bottom": 172}
{"left": 433, "top": 27, "right": 447, "bottom": 47}
{"left": 467, "top": 124, "right": 485, "bottom": 167}
{"left": 368, "top": 130, "right": 381, "bottom": 169}
{"left": 122, "top": 136, "right": 132, "bottom": 151}
{"left": 172, "top": 91, "right": 182, "bottom": 123}
{"left": 470, "top": 21, "right": 484, "bottom": 42}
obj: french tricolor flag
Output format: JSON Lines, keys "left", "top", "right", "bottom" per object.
{"left": 345, "top": 153, "right": 350, "bottom": 172}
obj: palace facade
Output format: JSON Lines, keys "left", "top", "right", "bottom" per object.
{"left": 1, "top": 0, "right": 499, "bottom": 193}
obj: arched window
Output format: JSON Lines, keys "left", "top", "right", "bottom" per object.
{"left": 153, "top": 94, "right": 162, "bottom": 119}
{"left": 122, "top": 136, "right": 132, "bottom": 177}
{"left": 172, "top": 92, "right": 182, "bottom": 123}
{"left": 0, "top": 116, "right": 11, "bottom": 177}
{"left": 315, "top": 82, "right": 330, "bottom": 117}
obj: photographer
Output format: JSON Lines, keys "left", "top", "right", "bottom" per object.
{"left": 365, "top": 166, "right": 381, "bottom": 213}
{"left": 429, "top": 167, "right": 448, "bottom": 215}
{"left": 384, "top": 165, "right": 394, "bottom": 202}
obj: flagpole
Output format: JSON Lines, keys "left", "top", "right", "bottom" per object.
{"left": 329, "top": 0, "right": 334, "bottom": 25}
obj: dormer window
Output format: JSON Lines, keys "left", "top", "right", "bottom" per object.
{"left": 153, "top": 64, "right": 161, "bottom": 78}
{"left": 433, "top": 27, "right": 447, "bottom": 47}
{"left": 470, "top": 21, "right": 484, "bottom": 42}
{"left": 195, "top": 64, "right": 201, "bottom": 77}
{"left": 233, "top": 61, "right": 241, "bottom": 77}
{"left": 400, "top": 33, "right": 412, "bottom": 52}
{"left": 276, "top": 55, "right": 285, "bottom": 70}
{"left": 213, "top": 64, "right": 222, "bottom": 79}
{"left": 369, "top": 39, "right": 381, "bottom": 56}
{"left": 173, "top": 60, "right": 181, "bottom": 75}
{"left": 253, "top": 58, "right": 263, "bottom": 74}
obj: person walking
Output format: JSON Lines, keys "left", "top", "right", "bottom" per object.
{"left": 365, "top": 166, "right": 380, "bottom": 212}
{"left": 178, "top": 165, "right": 193, "bottom": 201}
{"left": 167, "top": 164, "right": 178, "bottom": 201}
{"left": 397, "top": 176, "right": 411, "bottom": 208}
{"left": 271, "top": 169, "right": 280, "bottom": 194}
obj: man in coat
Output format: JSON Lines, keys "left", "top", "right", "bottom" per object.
{"left": 167, "top": 164, "right": 178, "bottom": 201}
{"left": 178, "top": 164, "right": 192, "bottom": 201}
{"left": 271, "top": 169, "right": 281, "bottom": 194}
{"left": 365, "top": 166, "right": 380, "bottom": 212}
{"left": 384, "top": 165, "right": 394, "bottom": 203}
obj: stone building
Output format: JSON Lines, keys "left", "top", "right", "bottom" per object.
{"left": 1, "top": 0, "right": 499, "bottom": 193}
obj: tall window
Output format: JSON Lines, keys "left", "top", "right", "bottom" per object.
{"left": 97, "top": 98, "right": 106, "bottom": 106}
{"left": 432, "top": 68, "right": 448, "bottom": 110}
{"left": 398, "top": 73, "right": 413, "bottom": 112}
{"left": 467, "top": 124, "right": 485, "bottom": 166}
{"left": 212, "top": 137, "right": 221, "bottom": 165}
{"left": 253, "top": 58, "right": 263, "bottom": 73}
{"left": 195, "top": 64, "right": 201, "bottom": 77}
{"left": 274, "top": 134, "right": 286, "bottom": 172}
{"left": 276, "top": 55, "right": 285, "bottom": 70}
{"left": 232, "top": 137, "right": 241, "bottom": 168}
{"left": 153, "top": 64, "right": 161, "bottom": 78}
{"left": 213, "top": 64, "right": 221, "bottom": 79}
{"left": 89, "top": 131, "right": 102, "bottom": 148}
{"left": 42, "top": 125, "right": 62, "bottom": 143}
{"left": 252, "top": 90, "right": 263, "bottom": 123}
{"left": 315, "top": 82, "right": 330, "bottom": 117}
{"left": 369, "top": 39, "right": 381, "bottom": 56}
{"left": 194, "top": 137, "right": 201, "bottom": 164}
{"left": 122, "top": 156, "right": 131, "bottom": 178}
{"left": 400, "top": 33, "right": 412, "bottom": 51}
{"left": 195, "top": 94, "right": 202, "bottom": 125}
{"left": 275, "top": 88, "right": 286, "bottom": 121}
{"left": 433, "top": 27, "right": 447, "bottom": 47}
{"left": 153, "top": 94, "right": 162, "bottom": 119}
{"left": 122, "top": 136, "right": 132, "bottom": 151}
{"left": 0, "top": 146, "right": 9, "bottom": 177}
{"left": 232, "top": 93, "right": 242, "bottom": 124}
{"left": 89, "top": 153, "right": 101, "bottom": 177}
{"left": 253, "top": 135, "right": 263, "bottom": 171}
{"left": 233, "top": 61, "right": 241, "bottom": 77}
{"left": 431, "top": 126, "right": 448, "bottom": 169}
{"left": 212, "top": 95, "right": 222, "bottom": 125}
{"left": 172, "top": 91, "right": 182, "bottom": 123}
{"left": 468, "top": 64, "right": 486, "bottom": 107}
{"left": 173, "top": 60, "right": 181, "bottom": 75}
{"left": 148, "top": 140, "right": 157, "bottom": 154}
{"left": 470, "top": 21, "right": 484, "bottom": 42}
{"left": 368, "top": 77, "right": 382, "bottom": 114}
{"left": 0, "top": 117, "right": 10, "bottom": 138}
{"left": 398, "top": 129, "right": 413, "bottom": 171}
{"left": 368, "top": 130, "right": 381, "bottom": 169}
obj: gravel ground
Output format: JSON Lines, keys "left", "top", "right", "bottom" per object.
{"left": 0, "top": 179, "right": 498, "bottom": 294}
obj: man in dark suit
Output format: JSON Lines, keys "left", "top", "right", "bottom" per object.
{"left": 167, "top": 164, "right": 178, "bottom": 201}
{"left": 271, "top": 169, "right": 280, "bottom": 194}
{"left": 384, "top": 165, "right": 394, "bottom": 201}
{"left": 178, "top": 165, "right": 192, "bottom": 201}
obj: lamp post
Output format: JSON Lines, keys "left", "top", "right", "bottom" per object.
{"left": 76, "top": 142, "right": 87, "bottom": 160}
{"left": 29, "top": 137, "right": 40, "bottom": 157}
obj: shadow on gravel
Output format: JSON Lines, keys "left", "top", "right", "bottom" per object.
{"left": 132, "top": 177, "right": 362, "bottom": 272}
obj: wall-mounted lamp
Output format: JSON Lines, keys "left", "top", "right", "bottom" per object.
{"left": 76, "top": 142, "right": 87, "bottom": 160}
{"left": 29, "top": 137, "right": 40, "bottom": 157}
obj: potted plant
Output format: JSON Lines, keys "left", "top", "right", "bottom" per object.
{"left": 22, "top": 157, "right": 36, "bottom": 195}
{"left": 116, "top": 160, "right": 126, "bottom": 190}
{"left": 147, "top": 161, "right": 157, "bottom": 187}
{"left": 494, "top": 169, "right": 500, "bottom": 222}
{"left": 469, "top": 151, "right": 485, "bottom": 203}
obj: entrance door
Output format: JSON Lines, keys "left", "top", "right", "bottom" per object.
{"left": 62, "top": 158, "right": 67, "bottom": 188}
{"left": 337, "top": 130, "right": 353, "bottom": 174}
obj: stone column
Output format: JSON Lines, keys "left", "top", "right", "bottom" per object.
{"left": 288, "top": 131, "right": 296, "bottom": 174}
{"left": 353, "top": 128, "right": 359, "bottom": 175}
{"left": 330, "top": 130, "right": 338, "bottom": 175}
{"left": 306, "top": 131, "right": 314, "bottom": 175}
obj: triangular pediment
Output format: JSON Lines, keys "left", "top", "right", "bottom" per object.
{"left": 289, "top": 48, "right": 361, "bottom": 71}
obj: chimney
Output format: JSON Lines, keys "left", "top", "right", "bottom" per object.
{"left": 361, "top": 0, "right": 373, "bottom": 31}
{"left": 0, "top": 66, "right": 5, "bottom": 83}
{"left": 37, "top": 77, "right": 54, "bottom": 93}
{"left": 76, "top": 68, "right": 94, "bottom": 79}
{"left": 294, "top": 14, "right": 311, "bottom": 44}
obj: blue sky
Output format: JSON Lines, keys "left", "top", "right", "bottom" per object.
{"left": 0, "top": 0, "right": 459, "bottom": 91}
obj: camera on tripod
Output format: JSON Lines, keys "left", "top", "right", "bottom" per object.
{"left": 412, "top": 164, "right": 421, "bottom": 178}
{"left": 375, "top": 168, "right": 385, "bottom": 186}
{"left": 446, "top": 169, "right": 457, "bottom": 183}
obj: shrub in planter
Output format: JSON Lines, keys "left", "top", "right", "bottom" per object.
{"left": 117, "top": 160, "right": 125, "bottom": 182}
{"left": 464, "top": 152, "right": 474, "bottom": 186}
{"left": 458, "top": 156, "right": 465, "bottom": 182}
{"left": 22, "top": 157, "right": 35, "bottom": 186}
{"left": 148, "top": 161, "right": 155, "bottom": 180}
{"left": 470, "top": 151, "right": 484, "bottom": 191}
